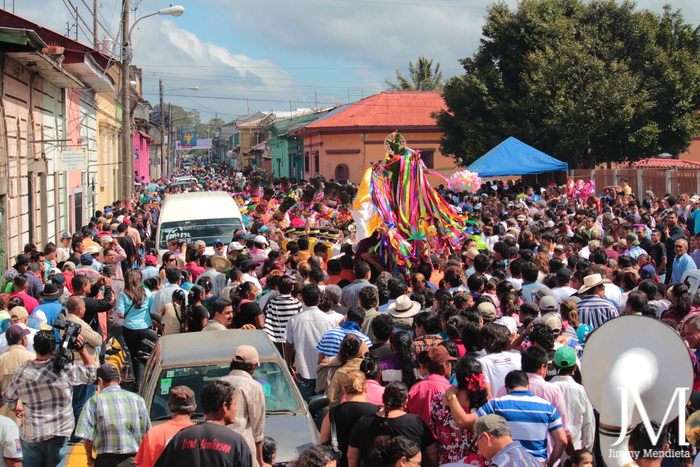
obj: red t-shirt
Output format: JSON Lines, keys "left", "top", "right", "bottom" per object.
{"left": 135, "top": 419, "right": 194, "bottom": 467}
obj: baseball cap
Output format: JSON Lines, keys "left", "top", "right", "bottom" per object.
{"left": 554, "top": 346, "right": 577, "bottom": 370}
{"left": 61, "top": 232, "right": 73, "bottom": 239}
{"left": 5, "top": 324, "right": 30, "bottom": 345}
{"left": 516, "top": 214, "right": 526, "bottom": 222}
{"left": 254, "top": 235, "right": 269, "bottom": 245}
{"left": 555, "top": 268, "right": 572, "bottom": 283}
{"left": 145, "top": 255, "right": 158, "bottom": 266}
{"left": 80, "top": 253, "right": 94, "bottom": 265}
{"left": 10, "top": 307, "right": 29, "bottom": 320}
{"left": 233, "top": 345, "right": 259, "bottom": 364}
{"left": 603, "top": 235, "right": 614, "bottom": 245}
{"left": 13, "top": 254, "right": 30, "bottom": 268}
{"left": 534, "top": 286, "right": 554, "bottom": 299}
{"left": 465, "top": 248, "right": 480, "bottom": 260}
{"left": 228, "top": 241, "right": 245, "bottom": 252}
{"left": 477, "top": 302, "right": 497, "bottom": 322}
{"left": 640, "top": 264, "right": 657, "bottom": 280}
{"left": 538, "top": 296, "right": 558, "bottom": 313}
{"left": 214, "top": 239, "right": 224, "bottom": 246}
{"left": 625, "top": 233, "right": 639, "bottom": 245}
{"left": 234, "top": 231, "right": 248, "bottom": 240}
{"left": 168, "top": 386, "right": 196, "bottom": 411}
{"left": 96, "top": 363, "right": 120, "bottom": 381}
{"left": 539, "top": 310, "right": 562, "bottom": 332}
{"left": 425, "top": 346, "right": 457, "bottom": 365}
{"left": 645, "top": 190, "right": 655, "bottom": 198}
{"left": 472, "top": 414, "right": 511, "bottom": 442}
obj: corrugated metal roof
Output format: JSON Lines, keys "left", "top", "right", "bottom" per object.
{"left": 631, "top": 158, "right": 700, "bottom": 169}
{"left": 302, "top": 91, "right": 446, "bottom": 129}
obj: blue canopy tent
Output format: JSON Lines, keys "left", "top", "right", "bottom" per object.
{"left": 467, "top": 137, "right": 568, "bottom": 177}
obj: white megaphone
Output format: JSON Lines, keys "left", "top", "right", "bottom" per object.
{"left": 581, "top": 315, "right": 693, "bottom": 466}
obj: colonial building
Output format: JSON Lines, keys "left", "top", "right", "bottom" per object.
{"left": 291, "top": 91, "right": 458, "bottom": 185}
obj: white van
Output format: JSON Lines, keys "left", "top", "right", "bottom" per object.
{"left": 156, "top": 191, "right": 245, "bottom": 260}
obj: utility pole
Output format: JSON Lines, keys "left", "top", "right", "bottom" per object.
{"left": 93, "top": 0, "right": 99, "bottom": 49}
{"left": 120, "top": 0, "right": 133, "bottom": 201}
{"left": 160, "top": 79, "right": 165, "bottom": 180}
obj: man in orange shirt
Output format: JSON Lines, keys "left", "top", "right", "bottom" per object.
{"left": 135, "top": 386, "right": 196, "bottom": 467}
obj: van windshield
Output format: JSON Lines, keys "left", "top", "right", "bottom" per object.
{"left": 149, "top": 362, "right": 300, "bottom": 420}
{"left": 159, "top": 218, "right": 243, "bottom": 249}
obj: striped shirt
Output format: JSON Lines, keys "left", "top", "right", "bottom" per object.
{"left": 74, "top": 384, "right": 151, "bottom": 455}
{"left": 576, "top": 295, "right": 619, "bottom": 329}
{"left": 264, "top": 294, "right": 303, "bottom": 343}
{"left": 490, "top": 441, "right": 543, "bottom": 467}
{"left": 316, "top": 322, "right": 372, "bottom": 358}
{"left": 477, "top": 390, "right": 563, "bottom": 460}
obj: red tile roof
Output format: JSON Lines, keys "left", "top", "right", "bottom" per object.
{"left": 631, "top": 158, "right": 700, "bottom": 169}
{"left": 303, "top": 91, "right": 446, "bottom": 129}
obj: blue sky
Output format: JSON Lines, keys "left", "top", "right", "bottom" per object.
{"left": 13, "top": 0, "right": 700, "bottom": 121}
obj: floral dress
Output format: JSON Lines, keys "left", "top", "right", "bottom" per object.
{"left": 429, "top": 393, "right": 487, "bottom": 466}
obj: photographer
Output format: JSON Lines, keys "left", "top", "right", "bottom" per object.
{"left": 3, "top": 330, "right": 96, "bottom": 467}
{"left": 64, "top": 296, "right": 103, "bottom": 435}
{"left": 71, "top": 273, "right": 114, "bottom": 339}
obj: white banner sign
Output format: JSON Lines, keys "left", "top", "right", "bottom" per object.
{"left": 60, "top": 150, "right": 85, "bottom": 171}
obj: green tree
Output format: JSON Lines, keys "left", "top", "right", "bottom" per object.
{"left": 386, "top": 56, "right": 444, "bottom": 91}
{"left": 436, "top": 0, "right": 700, "bottom": 168}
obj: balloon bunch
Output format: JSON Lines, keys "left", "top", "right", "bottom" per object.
{"left": 572, "top": 179, "right": 595, "bottom": 201}
{"left": 448, "top": 170, "right": 482, "bottom": 194}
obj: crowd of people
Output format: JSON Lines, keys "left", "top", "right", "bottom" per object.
{"left": 1, "top": 165, "right": 700, "bottom": 467}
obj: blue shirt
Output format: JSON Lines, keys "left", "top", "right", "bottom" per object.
{"left": 690, "top": 209, "right": 700, "bottom": 235}
{"left": 315, "top": 321, "right": 371, "bottom": 358}
{"left": 521, "top": 281, "right": 545, "bottom": 303}
{"left": 477, "top": 390, "right": 563, "bottom": 460}
{"left": 117, "top": 291, "right": 154, "bottom": 330}
{"left": 672, "top": 253, "right": 696, "bottom": 284}
{"left": 490, "top": 441, "right": 543, "bottom": 467}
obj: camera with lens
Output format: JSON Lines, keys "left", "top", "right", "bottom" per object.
{"left": 53, "top": 315, "right": 83, "bottom": 372}
{"left": 135, "top": 329, "right": 159, "bottom": 364}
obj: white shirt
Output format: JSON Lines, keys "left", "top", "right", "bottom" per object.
{"left": 603, "top": 283, "right": 623, "bottom": 310}
{"left": 150, "top": 283, "right": 184, "bottom": 315}
{"left": 285, "top": 306, "right": 338, "bottom": 379}
{"left": 477, "top": 351, "right": 522, "bottom": 397}
{"left": 241, "top": 273, "right": 262, "bottom": 293}
{"left": 0, "top": 323, "right": 37, "bottom": 354}
{"left": 552, "top": 286, "right": 577, "bottom": 303}
{"left": 550, "top": 375, "right": 595, "bottom": 451}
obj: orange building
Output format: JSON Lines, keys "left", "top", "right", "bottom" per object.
{"left": 291, "top": 92, "right": 460, "bottom": 185}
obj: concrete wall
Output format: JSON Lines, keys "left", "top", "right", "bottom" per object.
{"left": 1, "top": 55, "right": 70, "bottom": 268}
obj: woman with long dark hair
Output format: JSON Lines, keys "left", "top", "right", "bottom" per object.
{"left": 160, "top": 289, "right": 187, "bottom": 335}
{"left": 118, "top": 269, "right": 153, "bottom": 390}
{"left": 432, "top": 357, "right": 489, "bottom": 465}
{"left": 662, "top": 283, "right": 694, "bottom": 326}
{"left": 186, "top": 285, "right": 209, "bottom": 332}
{"left": 346, "top": 381, "right": 438, "bottom": 467}
{"left": 379, "top": 332, "right": 419, "bottom": 388}
{"left": 230, "top": 281, "right": 263, "bottom": 329}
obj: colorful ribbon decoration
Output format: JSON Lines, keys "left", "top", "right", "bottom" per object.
{"left": 368, "top": 144, "right": 471, "bottom": 276}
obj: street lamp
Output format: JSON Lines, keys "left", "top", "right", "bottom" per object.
{"left": 120, "top": 3, "right": 185, "bottom": 200}
{"left": 159, "top": 81, "right": 198, "bottom": 179}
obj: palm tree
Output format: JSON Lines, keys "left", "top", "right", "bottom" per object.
{"left": 385, "top": 57, "right": 444, "bottom": 91}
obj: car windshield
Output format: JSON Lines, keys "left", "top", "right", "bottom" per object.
{"left": 158, "top": 218, "right": 243, "bottom": 249}
{"left": 149, "top": 361, "right": 300, "bottom": 420}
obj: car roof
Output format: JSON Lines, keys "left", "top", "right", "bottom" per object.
{"left": 157, "top": 329, "right": 279, "bottom": 367}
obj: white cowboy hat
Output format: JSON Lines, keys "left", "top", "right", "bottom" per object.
{"left": 577, "top": 273, "right": 611, "bottom": 294}
{"left": 388, "top": 295, "right": 421, "bottom": 319}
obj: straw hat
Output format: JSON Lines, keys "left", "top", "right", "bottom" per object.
{"left": 211, "top": 256, "right": 232, "bottom": 273}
